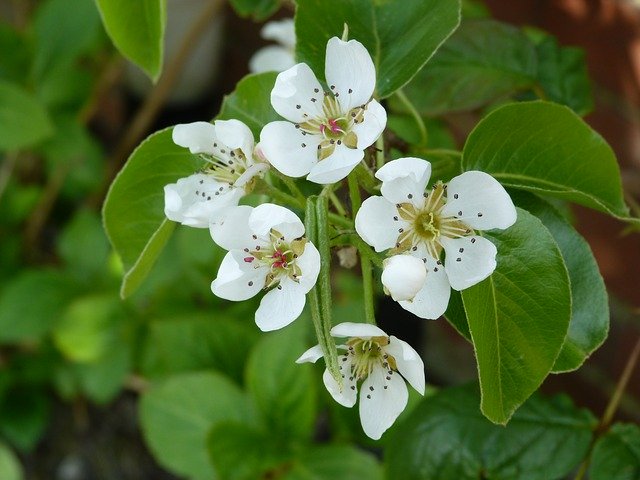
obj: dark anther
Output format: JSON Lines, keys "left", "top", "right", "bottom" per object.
{"left": 478, "top": 212, "right": 483, "bottom": 217}
{"left": 471, "top": 238, "right": 476, "bottom": 243}
{"left": 248, "top": 281, "right": 253, "bottom": 286}
{"left": 459, "top": 248, "right": 464, "bottom": 253}
{"left": 453, "top": 193, "right": 459, "bottom": 199}
{"left": 296, "top": 104, "right": 301, "bottom": 109}
{"left": 456, "top": 257, "right": 461, "bottom": 262}
{"left": 458, "top": 210, "right": 463, "bottom": 216}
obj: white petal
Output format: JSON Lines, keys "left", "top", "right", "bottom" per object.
{"left": 355, "top": 196, "right": 407, "bottom": 252}
{"left": 323, "top": 356, "right": 357, "bottom": 408}
{"left": 271, "top": 63, "right": 324, "bottom": 123}
{"left": 353, "top": 99, "right": 387, "bottom": 149}
{"left": 214, "top": 119, "right": 254, "bottom": 160}
{"left": 259, "top": 121, "right": 320, "bottom": 178}
{"left": 295, "top": 241, "right": 321, "bottom": 293}
{"left": 376, "top": 157, "right": 432, "bottom": 206}
{"left": 211, "top": 251, "right": 267, "bottom": 301}
{"left": 325, "top": 37, "right": 376, "bottom": 113}
{"left": 249, "top": 45, "right": 297, "bottom": 74}
{"left": 296, "top": 344, "right": 324, "bottom": 364}
{"left": 306, "top": 144, "right": 363, "bottom": 184}
{"left": 382, "top": 255, "right": 427, "bottom": 301}
{"left": 209, "top": 205, "right": 254, "bottom": 251}
{"left": 359, "top": 365, "right": 408, "bottom": 440}
{"left": 261, "top": 18, "right": 296, "bottom": 49}
{"left": 164, "top": 174, "right": 241, "bottom": 228}
{"left": 249, "top": 203, "right": 305, "bottom": 240}
{"left": 235, "top": 162, "right": 269, "bottom": 188}
{"left": 385, "top": 336, "right": 425, "bottom": 395}
{"left": 441, "top": 171, "right": 517, "bottom": 231}
{"left": 172, "top": 121, "right": 216, "bottom": 154}
{"left": 441, "top": 235, "right": 497, "bottom": 291}
{"left": 330, "top": 322, "right": 387, "bottom": 339}
{"left": 255, "top": 278, "right": 306, "bottom": 331}
{"left": 399, "top": 256, "right": 451, "bottom": 319}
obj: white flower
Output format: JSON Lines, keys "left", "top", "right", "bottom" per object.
{"left": 296, "top": 322, "right": 425, "bottom": 440}
{"left": 355, "top": 157, "right": 517, "bottom": 319}
{"left": 259, "top": 37, "right": 387, "bottom": 184}
{"left": 210, "top": 203, "right": 320, "bottom": 331}
{"left": 381, "top": 255, "right": 426, "bottom": 301}
{"left": 164, "top": 120, "right": 269, "bottom": 228}
{"left": 249, "top": 19, "right": 296, "bottom": 74}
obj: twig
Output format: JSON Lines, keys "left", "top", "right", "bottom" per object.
{"left": 92, "top": 0, "right": 225, "bottom": 206}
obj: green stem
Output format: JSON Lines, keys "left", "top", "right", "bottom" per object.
{"left": 395, "top": 89, "right": 428, "bottom": 146}
{"left": 305, "top": 196, "right": 341, "bottom": 385}
{"left": 347, "top": 172, "right": 377, "bottom": 324}
{"left": 273, "top": 171, "right": 306, "bottom": 203}
{"left": 329, "top": 192, "right": 347, "bottom": 217}
{"left": 574, "top": 336, "right": 640, "bottom": 480}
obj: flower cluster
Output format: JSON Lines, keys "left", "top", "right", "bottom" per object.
{"left": 163, "top": 35, "right": 515, "bottom": 440}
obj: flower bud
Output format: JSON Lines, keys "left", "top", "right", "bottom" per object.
{"left": 381, "top": 255, "right": 426, "bottom": 301}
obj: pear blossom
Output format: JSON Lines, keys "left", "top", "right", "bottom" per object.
{"left": 260, "top": 37, "right": 387, "bottom": 184}
{"left": 297, "top": 322, "right": 425, "bottom": 440}
{"left": 355, "top": 157, "right": 517, "bottom": 319}
{"left": 210, "top": 203, "right": 320, "bottom": 331}
{"left": 164, "top": 120, "right": 268, "bottom": 228}
{"left": 249, "top": 19, "right": 296, "bottom": 74}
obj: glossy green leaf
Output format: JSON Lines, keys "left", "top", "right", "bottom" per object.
{"left": 217, "top": 72, "right": 280, "bottom": 137}
{"left": 461, "top": 208, "right": 571, "bottom": 423}
{"left": 103, "top": 127, "right": 201, "bottom": 298}
{"left": 228, "top": 0, "right": 279, "bottom": 20}
{"left": 52, "top": 294, "right": 125, "bottom": 362}
{"left": 295, "top": 0, "right": 461, "bottom": 98}
{"left": 208, "top": 423, "right": 287, "bottom": 480}
{"left": 590, "top": 423, "right": 640, "bottom": 480}
{"left": 513, "top": 193, "right": 609, "bottom": 372}
{"left": 0, "top": 81, "right": 53, "bottom": 151}
{"left": 0, "top": 442, "right": 23, "bottom": 480}
{"left": 529, "top": 30, "right": 593, "bottom": 115}
{"left": 140, "top": 314, "right": 258, "bottom": 384}
{"left": 0, "top": 270, "right": 78, "bottom": 344}
{"left": 95, "top": 0, "right": 166, "bottom": 80}
{"left": 0, "top": 24, "right": 30, "bottom": 83}
{"left": 462, "top": 101, "right": 630, "bottom": 220}
{"left": 401, "top": 20, "right": 537, "bottom": 116}
{"left": 246, "top": 324, "right": 317, "bottom": 441}
{"left": 32, "top": 0, "right": 102, "bottom": 80}
{"left": 140, "top": 371, "right": 254, "bottom": 480}
{"left": 283, "top": 445, "right": 383, "bottom": 480}
{"left": 386, "top": 384, "right": 595, "bottom": 480}
{"left": 57, "top": 209, "right": 111, "bottom": 281}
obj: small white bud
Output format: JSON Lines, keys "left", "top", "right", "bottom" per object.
{"left": 381, "top": 255, "right": 427, "bottom": 301}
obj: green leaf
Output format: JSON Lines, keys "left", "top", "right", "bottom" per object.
{"left": 32, "top": 0, "right": 102, "bottom": 81}
{"left": 140, "top": 314, "right": 258, "bottom": 384}
{"left": 0, "top": 81, "right": 53, "bottom": 151}
{"left": 102, "top": 127, "right": 201, "bottom": 298}
{"left": 529, "top": 30, "right": 593, "bottom": 115}
{"left": 57, "top": 209, "right": 111, "bottom": 281}
{"left": 245, "top": 324, "right": 317, "bottom": 442}
{"left": 140, "top": 371, "right": 254, "bottom": 480}
{"left": 0, "top": 386, "right": 50, "bottom": 452}
{"left": 228, "top": 0, "right": 279, "bottom": 20}
{"left": 95, "top": 0, "right": 166, "bottom": 80}
{"left": 52, "top": 294, "right": 125, "bottom": 363}
{"left": 0, "top": 270, "right": 78, "bottom": 344}
{"left": 217, "top": 72, "right": 280, "bottom": 137}
{"left": 386, "top": 384, "right": 596, "bottom": 480}
{"left": 461, "top": 208, "right": 571, "bottom": 423}
{"left": 295, "top": 0, "right": 461, "bottom": 98}
{"left": 590, "top": 423, "right": 640, "bottom": 480}
{"left": 283, "top": 445, "right": 383, "bottom": 480}
{"left": 0, "top": 442, "right": 23, "bottom": 480}
{"left": 401, "top": 20, "right": 537, "bottom": 116}
{"left": 462, "top": 101, "right": 630, "bottom": 220}
{"left": 0, "top": 23, "right": 31, "bottom": 83}
{"left": 513, "top": 193, "right": 609, "bottom": 372}
{"left": 208, "top": 423, "right": 287, "bottom": 480}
